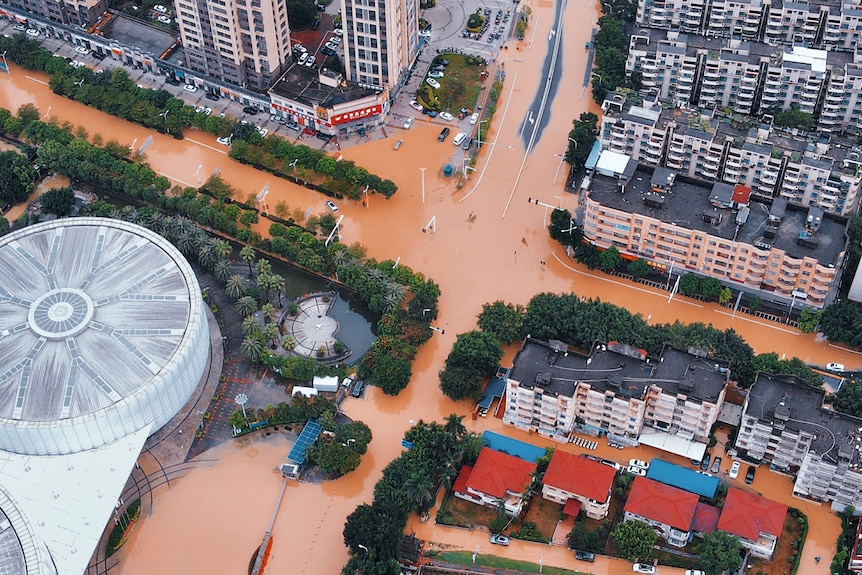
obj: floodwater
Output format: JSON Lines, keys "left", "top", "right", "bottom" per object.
{"left": 0, "top": 1, "right": 849, "bottom": 572}
{"left": 3, "top": 172, "right": 71, "bottom": 223}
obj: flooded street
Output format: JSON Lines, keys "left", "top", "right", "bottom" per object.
{"left": 0, "top": 1, "right": 851, "bottom": 571}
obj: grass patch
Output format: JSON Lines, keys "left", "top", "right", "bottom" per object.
{"left": 515, "top": 498, "right": 562, "bottom": 542}
{"left": 432, "top": 551, "right": 588, "bottom": 575}
{"left": 418, "top": 54, "right": 486, "bottom": 115}
{"left": 436, "top": 492, "right": 500, "bottom": 529}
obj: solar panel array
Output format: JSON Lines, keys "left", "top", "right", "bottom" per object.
{"left": 287, "top": 419, "right": 322, "bottom": 465}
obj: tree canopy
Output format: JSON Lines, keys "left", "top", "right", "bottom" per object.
{"left": 39, "top": 186, "right": 75, "bottom": 217}
{"left": 698, "top": 530, "right": 742, "bottom": 575}
{"left": 565, "top": 113, "right": 599, "bottom": 168}
{"left": 0, "top": 150, "right": 36, "bottom": 205}
{"left": 439, "top": 330, "right": 503, "bottom": 400}
{"left": 611, "top": 519, "right": 657, "bottom": 562}
{"left": 477, "top": 300, "right": 525, "bottom": 345}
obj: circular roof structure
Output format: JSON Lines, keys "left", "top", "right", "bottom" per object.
{"left": 0, "top": 218, "right": 209, "bottom": 456}
{"left": 0, "top": 484, "right": 56, "bottom": 575}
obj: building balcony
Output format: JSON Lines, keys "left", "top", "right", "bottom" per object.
{"left": 699, "top": 167, "right": 719, "bottom": 180}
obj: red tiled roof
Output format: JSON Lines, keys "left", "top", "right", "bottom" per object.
{"left": 732, "top": 184, "right": 752, "bottom": 204}
{"left": 464, "top": 448, "right": 537, "bottom": 499}
{"left": 624, "top": 477, "right": 699, "bottom": 531}
{"left": 452, "top": 465, "right": 473, "bottom": 495}
{"left": 718, "top": 488, "right": 787, "bottom": 542}
{"left": 543, "top": 451, "right": 616, "bottom": 503}
{"left": 692, "top": 502, "right": 721, "bottom": 533}
{"left": 563, "top": 498, "right": 582, "bottom": 516}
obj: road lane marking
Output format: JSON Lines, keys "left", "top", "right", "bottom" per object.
{"left": 154, "top": 170, "right": 197, "bottom": 188}
{"left": 829, "top": 343, "right": 862, "bottom": 356}
{"left": 187, "top": 138, "right": 228, "bottom": 154}
{"left": 713, "top": 309, "right": 800, "bottom": 334}
{"left": 552, "top": 253, "right": 703, "bottom": 308}
{"left": 26, "top": 75, "right": 49, "bottom": 85}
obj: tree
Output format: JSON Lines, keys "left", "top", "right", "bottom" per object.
{"left": 831, "top": 380, "right": 862, "bottom": 418}
{"left": 225, "top": 274, "right": 250, "bottom": 299}
{"left": 821, "top": 301, "right": 862, "bottom": 347}
{"left": 0, "top": 216, "right": 9, "bottom": 237}
{"left": 477, "top": 300, "right": 525, "bottom": 345}
{"left": 240, "top": 335, "right": 263, "bottom": 364}
{"left": 335, "top": 421, "right": 373, "bottom": 455}
{"left": 307, "top": 439, "right": 361, "bottom": 475}
{"left": 370, "top": 354, "right": 413, "bottom": 395}
{"left": 599, "top": 246, "right": 622, "bottom": 271}
{"left": 38, "top": 186, "right": 75, "bottom": 217}
{"left": 679, "top": 272, "right": 701, "bottom": 296}
{"left": 439, "top": 364, "right": 485, "bottom": 401}
{"left": 548, "top": 208, "right": 582, "bottom": 247}
{"left": 610, "top": 519, "right": 657, "bottom": 562}
{"left": 235, "top": 295, "right": 258, "bottom": 317}
{"left": 239, "top": 245, "right": 255, "bottom": 276}
{"left": 565, "top": 112, "right": 599, "bottom": 168}
{"left": 0, "top": 150, "right": 36, "bottom": 204}
{"left": 700, "top": 277, "right": 723, "bottom": 301}
{"left": 627, "top": 258, "right": 650, "bottom": 278}
{"left": 445, "top": 330, "right": 503, "bottom": 376}
{"left": 286, "top": 0, "right": 318, "bottom": 29}
{"left": 698, "top": 531, "right": 742, "bottom": 575}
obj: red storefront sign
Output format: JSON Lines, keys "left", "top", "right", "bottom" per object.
{"left": 330, "top": 104, "right": 381, "bottom": 125}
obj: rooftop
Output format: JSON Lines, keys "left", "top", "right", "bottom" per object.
{"left": 717, "top": 488, "right": 787, "bottom": 541}
{"left": 646, "top": 459, "right": 720, "bottom": 498}
{"left": 588, "top": 165, "right": 846, "bottom": 267}
{"left": 745, "top": 373, "right": 862, "bottom": 464}
{"left": 462, "top": 448, "right": 536, "bottom": 499}
{"left": 101, "top": 13, "right": 178, "bottom": 58}
{"left": 625, "top": 476, "right": 700, "bottom": 531}
{"left": 269, "top": 63, "right": 381, "bottom": 109}
{"left": 543, "top": 451, "right": 617, "bottom": 502}
{"left": 692, "top": 502, "right": 721, "bottom": 534}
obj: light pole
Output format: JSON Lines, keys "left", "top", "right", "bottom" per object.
{"left": 193, "top": 164, "right": 202, "bottom": 185}
{"left": 590, "top": 72, "right": 603, "bottom": 85}
{"left": 160, "top": 109, "right": 170, "bottom": 122}
{"left": 234, "top": 393, "right": 249, "bottom": 426}
{"left": 74, "top": 79, "right": 84, "bottom": 88}
{"left": 602, "top": 2, "right": 613, "bottom": 13}
{"left": 477, "top": 119, "right": 489, "bottom": 147}
{"left": 358, "top": 544, "right": 368, "bottom": 553}
{"left": 420, "top": 167, "right": 426, "bottom": 204}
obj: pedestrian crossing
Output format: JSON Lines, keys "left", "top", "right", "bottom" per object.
{"left": 570, "top": 435, "right": 598, "bottom": 450}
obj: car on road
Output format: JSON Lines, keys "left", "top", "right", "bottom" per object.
{"left": 393, "top": 139, "right": 403, "bottom": 150}
{"left": 700, "top": 453, "right": 711, "bottom": 471}
{"left": 490, "top": 534, "right": 510, "bottom": 546}
{"left": 75, "top": 46, "right": 89, "bottom": 54}
{"left": 304, "top": 57, "right": 315, "bottom": 67}
{"left": 426, "top": 77, "right": 441, "bottom": 90}
{"left": 423, "top": 108, "right": 438, "bottom": 118}
{"left": 409, "top": 100, "right": 423, "bottom": 112}
{"left": 470, "top": 112, "right": 479, "bottom": 125}
{"left": 13, "top": 24, "right": 26, "bottom": 32}
{"left": 629, "top": 459, "right": 648, "bottom": 469}
{"left": 685, "top": 570, "right": 705, "bottom": 575}
{"left": 205, "top": 92, "right": 220, "bottom": 101}
{"left": 574, "top": 551, "right": 595, "bottom": 562}
{"left": 729, "top": 461, "right": 740, "bottom": 479}
{"left": 165, "top": 76, "right": 181, "bottom": 86}
{"left": 216, "top": 135, "right": 232, "bottom": 146}
{"left": 437, "top": 127, "right": 450, "bottom": 142}
{"left": 325, "top": 200, "right": 338, "bottom": 212}
{"left": 203, "top": 107, "right": 212, "bottom": 116}
{"left": 827, "top": 363, "right": 845, "bottom": 373}
{"left": 403, "top": 116, "right": 415, "bottom": 129}
{"left": 745, "top": 465, "right": 756, "bottom": 484}
{"left": 293, "top": 43, "right": 307, "bottom": 53}
{"left": 298, "top": 53, "right": 309, "bottom": 65}
{"left": 452, "top": 132, "right": 467, "bottom": 147}
{"left": 154, "top": 4, "right": 168, "bottom": 12}
{"left": 626, "top": 465, "right": 647, "bottom": 476}
{"left": 428, "top": 70, "right": 444, "bottom": 79}
{"left": 633, "top": 564, "right": 655, "bottom": 574}
{"left": 255, "top": 127, "right": 268, "bottom": 137}
{"left": 710, "top": 456, "right": 722, "bottom": 474}
{"left": 183, "top": 84, "right": 197, "bottom": 93}
{"left": 243, "top": 106, "right": 259, "bottom": 115}
{"left": 157, "top": 15, "right": 171, "bottom": 24}
{"left": 350, "top": 379, "right": 365, "bottom": 398}
{"left": 26, "top": 29, "right": 40, "bottom": 37}
{"left": 439, "top": 111, "right": 454, "bottom": 121}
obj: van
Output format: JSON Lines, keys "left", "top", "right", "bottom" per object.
{"left": 452, "top": 132, "right": 467, "bottom": 146}
{"left": 437, "top": 127, "right": 450, "bottom": 142}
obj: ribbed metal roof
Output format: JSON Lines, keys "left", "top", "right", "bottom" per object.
{"left": 0, "top": 218, "right": 195, "bottom": 423}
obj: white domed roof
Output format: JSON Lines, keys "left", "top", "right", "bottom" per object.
{"left": 0, "top": 218, "right": 209, "bottom": 455}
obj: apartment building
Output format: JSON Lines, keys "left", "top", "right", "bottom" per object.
{"left": 503, "top": 339, "right": 728, "bottom": 460}
{"left": 175, "top": 0, "right": 292, "bottom": 89}
{"left": 583, "top": 158, "right": 847, "bottom": 307}
{"left": 819, "top": 64, "right": 862, "bottom": 134}
{"left": 1, "top": 0, "right": 106, "bottom": 26}
{"left": 600, "top": 99, "right": 862, "bottom": 215}
{"left": 340, "top": 0, "right": 419, "bottom": 89}
{"left": 541, "top": 451, "right": 617, "bottom": 519}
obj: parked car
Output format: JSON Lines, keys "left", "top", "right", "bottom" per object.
{"left": 710, "top": 456, "right": 722, "bottom": 474}
{"left": 329, "top": 35, "right": 341, "bottom": 44}
{"left": 437, "top": 127, "right": 450, "bottom": 142}
{"left": 403, "top": 116, "right": 415, "bottom": 129}
{"left": 256, "top": 127, "right": 268, "bottom": 137}
{"left": 729, "top": 461, "right": 740, "bottom": 479}
{"left": 469, "top": 112, "right": 479, "bottom": 125}
{"left": 304, "top": 57, "right": 316, "bottom": 67}
{"left": 426, "top": 77, "right": 441, "bottom": 90}
{"left": 321, "top": 46, "right": 336, "bottom": 56}
{"left": 629, "top": 459, "right": 648, "bottom": 469}
{"left": 216, "top": 135, "right": 233, "bottom": 146}
{"left": 745, "top": 465, "right": 756, "bottom": 484}
{"left": 75, "top": 46, "right": 89, "bottom": 54}
{"left": 70, "top": 60, "right": 86, "bottom": 69}
{"left": 452, "top": 132, "right": 467, "bottom": 147}
{"left": 685, "top": 570, "right": 705, "bottom": 575}
{"left": 351, "top": 380, "right": 365, "bottom": 398}
{"left": 434, "top": 57, "right": 449, "bottom": 66}
{"left": 26, "top": 29, "right": 40, "bottom": 37}
{"left": 422, "top": 108, "right": 438, "bottom": 118}
{"left": 574, "top": 551, "right": 596, "bottom": 562}
{"left": 243, "top": 106, "right": 259, "bottom": 115}
{"left": 326, "top": 200, "right": 338, "bottom": 212}
{"left": 205, "top": 92, "right": 220, "bottom": 101}
{"left": 157, "top": 15, "right": 171, "bottom": 24}
{"left": 490, "top": 534, "right": 510, "bottom": 546}
{"left": 393, "top": 139, "right": 403, "bottom": 150}
{"left": 428, "top": 70, "right": 444, "bottom": 79}
{"left": 827, "top": 363, "right": 845, "bottom": 373}
{"left": 293, "top": 43, "right": 307, "bottom": 53}
{"left": 633, "top": 564, "right": 655, "bottom": 574}
{"left": 439, "top": 111, "right": 454, "bottom": 121}
{"left": 298, "top": 53, "right": 309, "bottom": 65}
{"left": 409, "top": 100, "right": 424, "bottom": 112}
{"left": 690, "top": 458, "right": 701, "bottom": 466}
{"left": 626, "top": 465, "right": 647, "bottom": 476}
{"left": 700, "top": 453, "right": 710, "bottom": 471}
{"left": 13, "top": 24, "right": 26, "bottom": 32}
{"left": 165, "top": 76, "right": 181, "bottom": 86}
{"left": 153, "top": 4, "right": 168, "bottom": 13}
{"left": 461, "top": 137, "right": 473, "bottom": 150}
{"left": 183, "top": 84, "right": 197, "bottom": 93}
{"left": 334, "top": 28, "right": 343, "bottom": 36}
{"left": 195, "top": 105, "right": 205, "bottom": 114}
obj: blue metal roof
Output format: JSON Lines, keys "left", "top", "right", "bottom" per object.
{"left": 478, "top": 366, "right": 509, "bottom": 409}
{"left": 287, "top": 419, "right": 321, "bottom": 465}
{"left": 646, "top": 459, "right": 719, "bottom": 498}
{"left": 481, "top": 431, "right": 546, "bottom": 463}
{"left": 585, "top": 140, "right": 602, "bottom": 171}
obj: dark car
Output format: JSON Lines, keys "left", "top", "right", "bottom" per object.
{"left": 710, "top": 456, "right": 722, "bottom": 474}
{"left": 745, "top": 465, "right": 756, "bottom": 484}
{"left": 574, "top": 551, "right": 596, "bottom": 562}
{"left": 205, "top": 92, "right": 220, "bottom": 101}
{"left": 422, "top": 108, "right": 438, "bottom": 118}
{"left": 700, "top": 453, "right": 710, "bottom": 471}
{"left": 321, "top": 46, "right": 336, "bottom": 56}
{"left": 437, "top": 127, "right": 450, "bottom": 142}
{"left": 434, "top": 57, "right": 449, "bottom": 66}
{"left": 165, "top": 76, "right": 181, "bottom": 86}
{"left": 243, "top": 106, "right": 260, "bottom": 115}
{"left": 351, "top": 380, "right": 365, "bottom": 398}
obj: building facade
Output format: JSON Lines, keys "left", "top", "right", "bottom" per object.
{"left": 340, "top": 0, "right": 419, "bottom": 89}
{"left": 0, "top": 0, "right": 106, "bottom": 26}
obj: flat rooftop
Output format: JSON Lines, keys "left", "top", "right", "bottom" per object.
{"left": 509, "top": 339, "right": 728, "bottom": 403}
{"left": 588, "top": 167, "right": 846, "bottom": 267}
{"left": 101, "top": 13, "right": 178, "bottom": 57}
{"left": 747, "top": 373, "right": 862, "bottom": 462}
{"left": 269, "top": 63, "right": 379, "bottom": 108}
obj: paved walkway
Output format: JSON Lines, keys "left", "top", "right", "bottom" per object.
{"left": 281, "top": 292, "right": 348, "bottom": 362}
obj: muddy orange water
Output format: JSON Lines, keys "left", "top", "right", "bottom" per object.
{"left": 0, "top": 1, "right": 851, "bottom": 572}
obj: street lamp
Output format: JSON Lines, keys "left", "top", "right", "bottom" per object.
{"left": 358, "top": 544, "right": 368, "bottom": 553}
{"left": 602, "top": 2, "right": 614, "bottom": 14}
{"left": 160, "top": 109, "right": 170, "bottom": 122}
{"left": 234, "top": 393, "right": 249, "bottom": 426}
{"left": 590, "top": 72, "right": 603, "bottom": 85}
{"left": 342, "top": 438, "right": 356, "bottom": 447}
{"left": 420, "top": 167, "right": 426, "bottom": 204}
{"left": 477, "top": 119, "right": 489, "bottom": 147}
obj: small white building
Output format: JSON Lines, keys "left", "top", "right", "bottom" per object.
{"left": 292, "top": 386, "right": 318, "bottom": 398}
{"left": 312, "top": 376, "right": 339, "bottom": 393}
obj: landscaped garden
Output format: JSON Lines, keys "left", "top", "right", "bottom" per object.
{"left": 416, "top": 54, "right": 488, "bottom": 117}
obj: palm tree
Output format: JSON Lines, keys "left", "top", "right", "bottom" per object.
{"left": 269, "top": 274, "right": 286, "bottom": 307}
{"left": 403, "top": 469, "right": 436, "bottom": 512}
{"left": 281, "top": 335, "right": 296, "bottom": 353}
{"left": 255, "top": 258, "right": 272, "bottom": 277}
{"left": 257, "top": 272, "right": 272, "bottom": 304}
{"left": 261, "top": 303, "right": 276, "bottom": 323}
{"left": 239, "top": 246, "right": 255, "bottom": 276}
{"left": 235, "top": 296, "right": 258, "bottom": 318}
{"left": 241, "top": 316, "right": 260, "bottom": 337}
{"left": 176, "top": 230, "right": 196, "bottom": 257}
{"left": 382, "top": 281, "right": 407, "bottom": 313}
{"left": 443, "top": 413, "right": 467, "bottom": 440}
{"left": 198, "top": 239, "right": 218, "bottom": 269}
{"left": 264, "top": 323, "right": 280, "bottom": 349}
{"left": 213, "top": 259, "right": 232, "bottom": 283}
{"left": 240, "top": 335, "right": 263, "bottom": 364}
{"left": 214, "top": 239, "right": 231, "bottom": 262}
{"left": 146, "top": 211, "right": 168, "bottom": 235}
{"left": 119, "top": 205, "right": 139, "bottom": 222}
{"left": 225, "top": 274, "right": 249, "bottom": 299}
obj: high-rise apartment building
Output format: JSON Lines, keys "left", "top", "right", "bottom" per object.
{"left": 175, "top": 0, "right": 292, "bottom": 89}
{"left": 340, "top": 0, "right": 419, "bottom": 89}
{"left": 3, "top": 0, "right": 106, "bottom": 26}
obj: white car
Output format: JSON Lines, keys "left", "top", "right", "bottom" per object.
{"left": 298, "top": 53, "right": 309, "bottom": 65}
{"left": 153, "top": 4, "right": 168, "bottom": 13}
{"left": 304, "top": 57, "right": 315, "bottom": 67}
{"left": 157, "top": 15, "right": 171, "bottom": 24}
{"left": 216, "top": 135, "right": 232, "bottom": 146}
{"left": 439, "top": 112, "right": 454, "bottom": 121}
{"left": 13, "top": 24, "right": 25, "bottom": 32}
{"left": 729, "top": 461, "right": 740, "bottom": 479}
{"left": 626, "top": 465, "right": 647, "bottom": 476}
{"left": 26, "top": 28, "right": 40, "bottom": 37}
{"left": 428, "top": 70, "right": 444, "bottom": 79}
{"left": 633, "top": 564, "right": 655, "bottom": 574}
{"left": 195, "top": 105, "right": 205, "bottom": 113}
{"left": 426, "top": 77, "right": 441, "bottom": 90}
{"left": 629, "top": 459, "right": 648, "bottom": 469}
{"left": 293, "top": 44, "right": 307, "bottom": 53}
{"left": 409, "top": 100, "right": 424, "bottom": 112}
{"left": 329, "top": 35, "right": 341, "bottom": 44}
{"left": 256, "top": 127, "right": 268, "bottom": 137}
{"left": 203, "top": 107, "right": 212, "bottom": 116}
{"left": 325, "top": 201, "right": 338, "bottom": 212}
{"left": 334, "top": 28, "right": 343, "bottom": 36}
{"left": 469, "top": 112, "right": 479, "bottom": 125}
{"left": 75, "top": 46, "right": 89, "bottom": 55}
{"left": 403, "top": 116, "right": 415, "bottom": 129}
{"left": 183, "top": 84, "right": 198, "bottom": 93}
{"left": 70, "top": 60, "right": 87, "bottom": 69}
{"left": 827, "top": 363, "right": 845, "bottom": 373}
{"left": 685, "top": 571, "right": 705, "bottom": 575}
